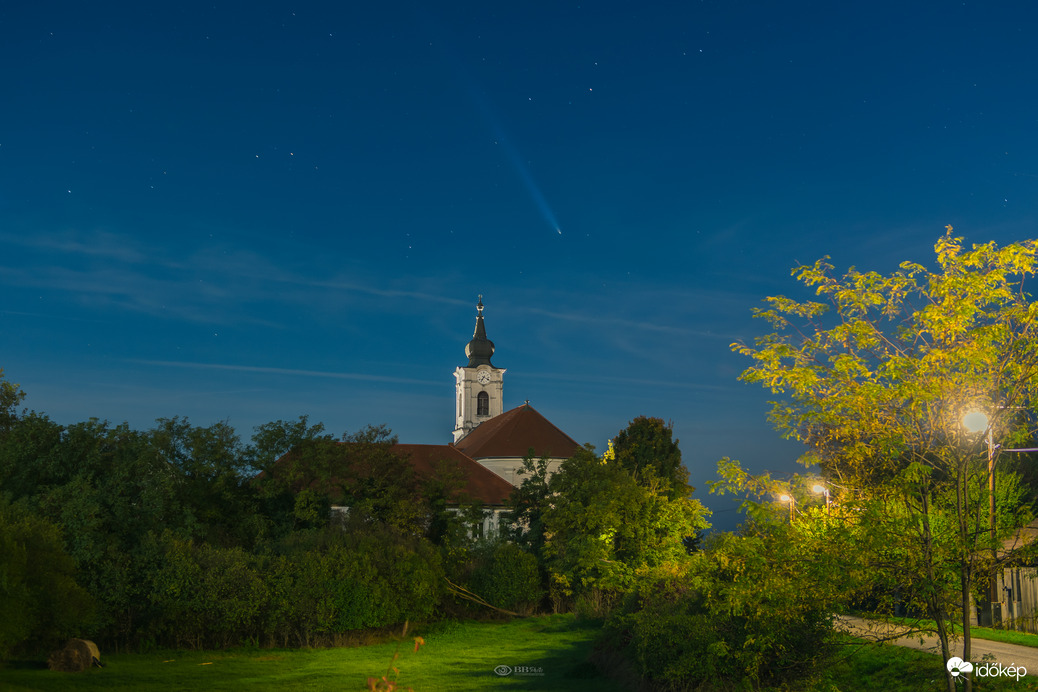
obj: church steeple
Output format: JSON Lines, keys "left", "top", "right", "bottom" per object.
{"left": 453, "top": 296, "right": 505, "bottom": 443}
{"left": 465, "top": 296, "right": 495, "bottom": 367}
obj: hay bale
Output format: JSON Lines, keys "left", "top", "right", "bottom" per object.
{"left": 47, "top": 646, "right": 86, "bottom": 673}
{"left": 46, "top": 639, "right": 100, "bottom": 672}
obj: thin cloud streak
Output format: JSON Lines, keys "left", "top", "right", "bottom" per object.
{"left": 520, "top": 370, "right": 730, "bottom": 392}
{"left": 0, "top": 229, "right": 150, "bottom": 264}
{"left": 134, "top": 360, "right": 443, "bottom": 387}
{"left": 519, "top": 305, "right": 741, "bottom": 340}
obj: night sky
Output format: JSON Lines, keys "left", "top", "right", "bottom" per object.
{"left": 3, "top": 2, "right": 1037, "bottom": 528}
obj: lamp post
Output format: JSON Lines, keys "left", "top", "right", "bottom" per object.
{"left": 812, "top": 484, "right": 831, "bottom": 515}
{"left": 963, "top": 410, "right": 999, "bottom": 626}
{"left": 779, "top": 493, "right": 794, "bottom": 522}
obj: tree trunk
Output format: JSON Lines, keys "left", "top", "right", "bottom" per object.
{"left": 958, "top": 467, "right": 974, "bottom": 692}
{"left": 921, "top": 488, "right": 958, "bottom": 692}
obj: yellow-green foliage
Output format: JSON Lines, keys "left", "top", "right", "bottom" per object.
{"left": 543, "top": 447, "right": 711, "bottom": 601}
{"left": 604, "top": 535, "right": 836, "bottom": 689}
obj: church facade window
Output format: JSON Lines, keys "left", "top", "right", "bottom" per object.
{"left": 477, "top": 391, "right": 490, "bottom": 416}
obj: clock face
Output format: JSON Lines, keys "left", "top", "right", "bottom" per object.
{"left": 477, "top": 371, "right": 491, "bottom": 385}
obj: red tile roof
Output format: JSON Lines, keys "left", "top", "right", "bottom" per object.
{"left": 263, "top": 442, "right": 515, "bottom": 507}
{"left": 392, "top": 443, "right": 515, "bottom": 506}
{"left": 453, "top": 403, "right": 582, "bottom": 460}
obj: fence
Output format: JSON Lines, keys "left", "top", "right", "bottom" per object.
{"left": 988, "top": 567, "right": 1038, "bottom": 632}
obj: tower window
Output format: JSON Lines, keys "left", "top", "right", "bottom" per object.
{"left": 477, "top": 391, "right": 490, "bottom": 416}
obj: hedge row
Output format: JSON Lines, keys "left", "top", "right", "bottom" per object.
{"left": 149, "top": 530, "right": 446, "bottom": 649}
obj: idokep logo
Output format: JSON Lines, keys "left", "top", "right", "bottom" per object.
{"left": 946, "top": 657, "right": 973, "bottom": 678}
{"left": 946, "top": 657, "right": 1027, "bottom": 682}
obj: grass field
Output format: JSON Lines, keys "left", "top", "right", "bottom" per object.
{"left": 5, "top": 616, "right": 1038, "bottom": 691}
{"left": 0, "top": 615, "right": 625, "bottom": 692}
{"left": 819, "top": 636, "right": 1038, "bottom": 691}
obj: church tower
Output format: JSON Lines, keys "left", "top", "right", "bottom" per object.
{"left": 453, "top": 297, "right": 505, "bottom": 442}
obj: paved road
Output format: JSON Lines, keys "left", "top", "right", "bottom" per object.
{"left": 837, "top": 615, "right": 1038, "bottom": 677}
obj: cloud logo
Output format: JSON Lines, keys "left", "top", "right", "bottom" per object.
{"left": 494, "top": 665, "right": 513, "bottom": 677}
{"left": 947, "top": 657, "right": 974, "bottom": 677}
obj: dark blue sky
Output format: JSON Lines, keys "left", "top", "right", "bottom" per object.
{"left": 3, "top": 2, "right": 1036, "bottom": 527}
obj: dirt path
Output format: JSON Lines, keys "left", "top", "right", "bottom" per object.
{"left": 836, "top": 615, "right": 1038, "bottom": 677}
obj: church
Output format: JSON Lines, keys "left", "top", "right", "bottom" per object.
{"left": 271, "top": 298, "right": 582, "bottom": 537}
{"left": 390, "top": 298, "right": 582, "bottom": 536}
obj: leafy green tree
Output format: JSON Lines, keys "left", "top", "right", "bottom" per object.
{"left": 505, "top": 451, "right": 554, "bottom": 557}
{"left": 612, "top": 416, "right": 689, "bottom": 499}
{"left": 604, "top": 524, "right": 841, "bottom": 690}
{"left": 0, "top": 411, "right": 65, "bottom": 500}
{"left": 542, "top": 446, "right": 710, "bottom": 609}
{"left": 250, "top": 417, "right": 337, "bottom": 539}
{"left": 732, "top": 230, "right": 1038, "bottom": 691}
{"left": 0, "top": 498, "right": 95, "bottom": 659}
{"left": 23, "top": 419, "right": 181, "bottom": 647}
{"left": 149, "top": 417, "right": 262, "bottom": 547}
{"left": 256, "top": 424, "right": 427, "bottom": 535}
{"left": 249, "top": 415, "right": 330, "bottom": 475}
{"left": 0, "top": 368, "right": 25, "bottom": 434}
{"left": 422, "top": 457, "right": 484, "bottom": 550}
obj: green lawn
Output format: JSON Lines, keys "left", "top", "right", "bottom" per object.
{"left": 0, "top": 615, "right": 625, "bottom": 692}
{"left": 816, "top": 636, "right": 1038, "bottom": 692}
{"left": 6, "top": 616, "right": 1038, "bottom": 692}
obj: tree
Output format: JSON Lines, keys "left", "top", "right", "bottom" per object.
{"left": 732, "top": 229, "right": 1038, "bottom": 691}
{"left": 149, "top": 417, "right": 261, "bottom": 547}
{"left": 603, "top": 526, "right": 843, "bottom": 689}
{"left": 0, "top": 498, "right": 95, "bottom": 659}
{"left": 542, "top": 446, "right": 710, "bottom": 610}
{"left": 30, "top": 420, "right": 181, "bottom": 646}
{"left": 0, "top": 368, "right": 25, "bottom": 434}
{"left": 257, "top": 424, "right": 427, "bottom": 535}
{"left": 612, "top": 416, "right": 689, "bottom": 499}
{"left": 506, "top": 451, "right": 554, "bottom": 557}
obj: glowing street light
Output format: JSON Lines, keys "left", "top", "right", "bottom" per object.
{"left": 962, "top": 410, "right": 989, "bottom": 434}
{"left": 778, "top": 493, "right": 794, "bottom": 521}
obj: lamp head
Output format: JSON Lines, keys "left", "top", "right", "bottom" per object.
{"left": 963, "top": 411, "right": 989, "bottom": 434}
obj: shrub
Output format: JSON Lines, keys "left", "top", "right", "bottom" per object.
{"left": 468, "top": 541, "right": 543, "bottom": 613}
{"left": 153, "top": 524, "right": 446, "bottom": 649}
{"left": 151, "top": 537, "right": 268, "bottom": 649}
{"left": 0, "top": 500, "right": 95, "bottom": 660}
{"left": 604, "top": 541, "right": 835, "bottom": 690}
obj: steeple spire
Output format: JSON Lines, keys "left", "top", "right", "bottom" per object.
{"left": 465, "top": 296, "right": 495, "bottom": 367}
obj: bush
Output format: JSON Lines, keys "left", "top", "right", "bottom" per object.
{"left": 151, "top": 537, "right": 268, "bottom": 649}
{"left": 468, "top": 541, "right": 543, "bottom": 613}
{"left": 151, "top": 524, "right": 446, "bottom": 649}
{"left": 0, "top": 500, "right": 95, "bottom": 660}
{"left": 604, "top": 540, "right": 835, "bottom": 690}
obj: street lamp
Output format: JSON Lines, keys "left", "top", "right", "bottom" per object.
{"left": 963, "top": 409, "right": 999, "bottom": 626}
{"left": 812, "top": 484, "right": 831, "bottom": 514}
{"left": 779, "top": 493, "right": 794, "bottom": 521}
